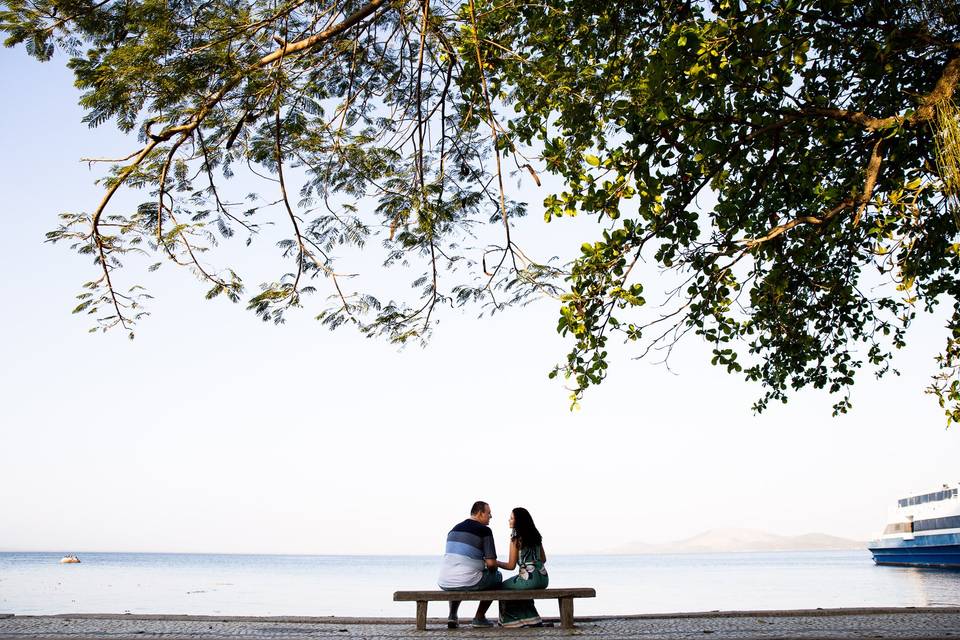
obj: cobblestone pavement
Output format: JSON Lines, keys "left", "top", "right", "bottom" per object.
{"left": 1, "top": 609, "right": 960, "bottom": 640}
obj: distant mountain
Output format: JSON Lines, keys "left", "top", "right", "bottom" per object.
{"left": 610, "top": 527, "right": 864, "bottom": 554}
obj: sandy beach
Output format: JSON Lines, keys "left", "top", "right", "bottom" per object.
{"left": 2, "top": 608, "right": 960, "bottom": 639}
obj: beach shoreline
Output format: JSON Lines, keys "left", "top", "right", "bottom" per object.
{"left": 2, "top": 607, "right": 960, "bottom": 639}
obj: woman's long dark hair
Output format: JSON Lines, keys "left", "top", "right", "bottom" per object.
{"left": 510, "top": 507, "right": 543, "bottom": 550}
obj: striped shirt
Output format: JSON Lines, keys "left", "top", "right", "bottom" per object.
{"left": 437, "top": 518, "right": 497, "bottom": 588}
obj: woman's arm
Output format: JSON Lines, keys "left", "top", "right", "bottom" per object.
{"left": 497, "top": 540, "right": 519, "bottom": 570}
{"left": 540, "top": 545, "right": 547, "bottom": 563}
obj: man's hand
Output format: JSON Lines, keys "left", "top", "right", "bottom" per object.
{"left": 485, "top": 558, "right": 497, "bottom": 569}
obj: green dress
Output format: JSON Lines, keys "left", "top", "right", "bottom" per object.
{"left": 499, "top": 544, "right": 549, "bottom": 627}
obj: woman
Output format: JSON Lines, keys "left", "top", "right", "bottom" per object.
{"left": 496, "top": 507, "right": 549, "bottom": 628}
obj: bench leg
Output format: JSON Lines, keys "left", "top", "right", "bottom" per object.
{"left": 416, "top": 601, "right": 427, "bottom": 631}
{"left": 558, "top": 597, "right": 574, "bottom": 629}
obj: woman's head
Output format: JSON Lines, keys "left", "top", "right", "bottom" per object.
{"left": 510, "top": 507, "right": 543, "bottom": 549}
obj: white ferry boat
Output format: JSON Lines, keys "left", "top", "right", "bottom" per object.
{"left": 868, "top": 484, "right": 960, "bottom": 567}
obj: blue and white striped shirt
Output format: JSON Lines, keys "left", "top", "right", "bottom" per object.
{"left": 437, "top": 519, "right": 497, "bottom": 588}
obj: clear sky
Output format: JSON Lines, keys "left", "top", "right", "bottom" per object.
{"left": 1, "top": 46, "right": 958, "bottom": 557}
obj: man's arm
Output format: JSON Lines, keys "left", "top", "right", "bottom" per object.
{"left": 482, "top": 530, "right": 498, "bottom": 569}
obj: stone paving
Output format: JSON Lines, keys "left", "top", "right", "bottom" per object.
{"left": 2, "top": 609, "right": 960, "bottom": 640}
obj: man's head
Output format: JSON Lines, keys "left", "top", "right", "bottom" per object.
{"left": 470, "top": 500, "right": 491, "bottom": 525}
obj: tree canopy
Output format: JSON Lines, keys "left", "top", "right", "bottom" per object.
{"left": 3, "top": 0, "right": 960, "bottom": 420}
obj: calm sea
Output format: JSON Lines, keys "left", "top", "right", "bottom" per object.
{"left": 2, "top": 551, "right": 960, "bottom": 617}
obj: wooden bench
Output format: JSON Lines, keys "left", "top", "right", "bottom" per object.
{"left": 393, "top": 588, "right": 596, "bottom": 630}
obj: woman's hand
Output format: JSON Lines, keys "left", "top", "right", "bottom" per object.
{"left": 498, "top": 539, "right": 520, "bottom": 571}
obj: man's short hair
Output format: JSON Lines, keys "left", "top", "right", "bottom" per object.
{"left": 470, "top": 500, "right": 489, "bottom": 516}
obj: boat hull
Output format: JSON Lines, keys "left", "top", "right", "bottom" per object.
{"left": 869, "top": 533, "right": 960, "bottom": 568}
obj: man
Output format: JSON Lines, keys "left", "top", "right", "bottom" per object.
{"left": 437, "top": 500, "right": 502, "bottom": 628}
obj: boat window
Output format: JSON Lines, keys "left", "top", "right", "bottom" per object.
{"left": 899, "top": 515, "right": 960, "bottom": 533}
{"left": 884, "top": 522, "right": 913, "bottom": 534}
{"left": 916, "top": 518, "right": 940, "bottom": 532}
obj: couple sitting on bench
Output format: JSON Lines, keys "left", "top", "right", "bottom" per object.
{"left": 437, "top": 500, "right": 548, "bottom": 629}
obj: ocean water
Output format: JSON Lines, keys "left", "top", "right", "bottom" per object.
{"left": 2, "top": 551, "right": 960, "bottom": 618}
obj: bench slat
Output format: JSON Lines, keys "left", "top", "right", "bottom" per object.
{"left": 393, "top": 588, "right": 595, "bottom": 602}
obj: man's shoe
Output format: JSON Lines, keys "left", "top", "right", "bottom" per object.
{"left": 471, "top": 618, "right": 495, "bottom": 628}
{"left": 447, "top": 619, "right": 459, "bottom": 629}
